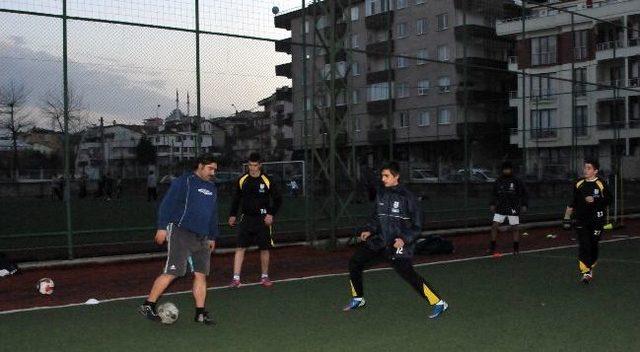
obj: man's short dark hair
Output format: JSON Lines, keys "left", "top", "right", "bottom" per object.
{"left": 380, "top": 161, "right": 401, "bottom": 176}
{"left": 248, "top": 152, "right": 261, "bottom": 163}
{"left": 193, "top": 153, "right": 218, "bottom": 170}
{"left": 584, "top": 158, "right": 599, "bottom": 170}
{"left": 501, "top": 161, "right": 513, "bottom": 170}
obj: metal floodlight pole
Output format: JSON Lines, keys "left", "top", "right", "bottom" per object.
{"left": 462, "top": 8, "right": 470, "bottom": 228}
{"left": 62, "top": 0, "right": 74, "bottom": 259}
{"left": 302, "top": 0, "right": 310, "bottom": 241}
{"left": 571, "top": 13, "right": 576, "bottom": 176}
{"left": 195, "top": 0, "right": 202, "bottom": 158}
{"left": 521, "top": 1, "right": 527, "bottom": 175}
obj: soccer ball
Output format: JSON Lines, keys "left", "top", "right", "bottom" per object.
{"left": 272, "top": 6, "right": 279, "bottom": 15}
{"left": 37, "top": 278, "right": 55, "bottom": 295}
{"left": 157, "top": 302, "right": 179, "bottom": 324}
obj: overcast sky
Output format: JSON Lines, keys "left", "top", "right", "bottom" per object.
{"left": 0, "top": 0, "right": 301, "bottom": 128}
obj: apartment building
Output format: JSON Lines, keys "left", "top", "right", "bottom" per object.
{"left": 497, "top": 0, "right": 640, "bottom": 177}
{"left": 275, "top": 0, "right": 518, "bottom": 173}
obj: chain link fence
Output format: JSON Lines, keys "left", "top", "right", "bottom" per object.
{"left": 1, "top": 0, "right": 639, "bottom": 261}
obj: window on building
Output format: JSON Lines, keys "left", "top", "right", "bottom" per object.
{"left": 351, "top": 6, "right": 359, "bottom": 21}
{"left": 574, "top": 30, "right": 588, "bottom": 60}
{"left": 416, "top": 18, "right": 427, "bottom": 35}
{"left": 436, "top": 13, "right": 449, "bottom": 31}
{"left": 531, "top": 35, "right": 557, "bottom": 65}
{"left": 531, "top": 73, "right": 554, "bottom": 99}
{"left": 396, "top": 0, "right": 407, "bottom": 9}
{"left": 575, "top": 105, "right": 588, "bottom": 136}
{"left": 351, "top": 34, "right": 360, "bottom": 48}
{"left": 352, "top": 89, "right": 360, "bottom": 104}
{"left": 399, "top": 112, "right": 409, "bottom": 128}
{"left": 418, "top": 79, "right": 430, "bottom": 95}
{"left": 574, "top": 68, "right": 587, "bottom": 96}
{"left": 438, "top": 108, "right": 451, "bottom": 124}
{"left": 437, "top": 45, "right": 450, "bottom": 61}
{"left": 396, "top": 82, "right": 410, "bottom": 98}
{"left": 367, "top": 82, "right": 393, "bottom": 101}
{"left": 419, "top": 111, "right": 430, "bottom": 126}
{"left": 396, "top": 22, "right": 408, "bottom": 38}
{"left": 530, "top": 109, "right": 557, "bottom": 138}
{"left": 397, "top": 53, "right": 409, "bottom": 68}
{"left": 438, "top": 76, "right": 451, "bottom": 93}
{"left": 417, "top": 49, "right": 428, "bottom": 65}
{"left": 352, "top": 61, "right": 361, "bottom": 76}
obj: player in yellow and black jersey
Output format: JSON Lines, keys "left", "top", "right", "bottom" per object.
{"left": 563, "top": 158, "right": 611, "bottom": 284}
{"left": 228, "top": 153, "right": 282, "bottom": 288}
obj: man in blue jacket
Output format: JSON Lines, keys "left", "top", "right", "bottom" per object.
{"left": 343, "top": 162, "right": 448, "bottom": 319}
{"left": 138, "top": 154, "right": 219, "bottom": 325}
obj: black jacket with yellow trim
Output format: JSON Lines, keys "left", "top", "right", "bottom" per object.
{"left": 229, "top": 173, "right": 282, "bottom": 217}
{"left": 363, "top": 184, "right": 422, "bottom": 250}
{"left": 569, "top": 177, "right": 611, "bottom": 225}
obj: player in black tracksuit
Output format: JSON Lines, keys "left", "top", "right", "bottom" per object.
{"left": 489, "top": 161, "right": 528, "bottom": 255}
{"left": 343, "top": 162, "right": 448, "bottom": 319}
{"left": 563, "top": 158, "right": 611, "bottom": 284}
{"left": 228, "top": 153, "right": 282, "bottom": 288}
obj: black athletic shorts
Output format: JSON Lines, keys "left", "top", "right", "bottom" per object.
{"left": 237, "top": 214, "right": 274, "bottom": 250}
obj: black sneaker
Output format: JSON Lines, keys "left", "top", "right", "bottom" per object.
{"left": 138, "top": 304, "right": 161, "bottom": 322}
{"left": 194, "top": 311, "right": 216, "bottom": 325}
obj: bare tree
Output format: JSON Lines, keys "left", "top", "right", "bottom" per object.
{"left": 0, "top": 81, "right": 32, "bottom": 179}
{"left": 42, "top": 85, "right": 89, "bottom": 134}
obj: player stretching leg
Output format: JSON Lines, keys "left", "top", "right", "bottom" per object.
{"left": 343, "top": 162, "right": 448, "bottom": 319}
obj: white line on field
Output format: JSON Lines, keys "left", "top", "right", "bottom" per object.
{"left": 527, "top": 253, "right": 640, "bottom": 265}
{"left": 1, "top": 236, "right": 638, "bottom": 316}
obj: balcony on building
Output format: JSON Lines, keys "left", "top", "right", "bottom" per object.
{"left": 365, "top": 11, "right": 393, "bottom": 30}
{"left": 456, "top": 122, "right": 500, "bottom": 139}
{"left": 596, "top": 58, "right": 625, "bottom": 93}
{"left": 454, "top": 24, "right": 499, "bottom": 40}
{"left": 367, "top": 128, "right": 395, "bottom": 145}
{"left": 455, "top": 57, "right": 507, "bottom": 74}
{"left": 530, "top": 128, "right": 558, "bottom": 139}
{"left": 320, "top": 48, "right": 348, "bottom": 62}
{"left": 456, "top": 89, "right": 507, "bottom": 104}
{"left": 366, "top": 69, "right": 395, "bottom": 84}
{"left": 275, "top": 62, "right": 292, "bottom": 78}
{"left": 630, "top": 96, "right": 640, "bottom": 128}
{"left": 323, "top": 22, "right": 348, "bottom": 39}
{"left": 275, "top": 37, "right": 292, "bottom": 54}
{"left": 595, "top": 19, "right": 627, "bottom": 61}
{"left": 531, "top": 51, "right": 557, "bottom": 66}
{"left": 629, "top": 15, "right": 640, "bottom": 47}
{"left": 367, "top": 99, "right": 395, "bottom": 115}
{"left": 597, "top": 98, "right": 625, "bottom": 130}
{"left": 366, "top": 40, "right": 394, "bottom": 57}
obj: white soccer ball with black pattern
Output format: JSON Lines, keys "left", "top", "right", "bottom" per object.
{"left": 157, "top": 302, "right": 179, "bottom": 324}
{"left": 37, "top": 278, "right": 55, "bottom": 295}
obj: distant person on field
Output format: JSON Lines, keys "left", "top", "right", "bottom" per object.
{"left": 147, "top": 170, "right": 158, "bottom": 201}
{"left": 488, "top": 161, "right": 528, "bottom": 255}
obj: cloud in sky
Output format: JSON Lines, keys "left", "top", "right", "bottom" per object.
{"left": 1, "top": 1, "right": 295, "bottom": 127}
